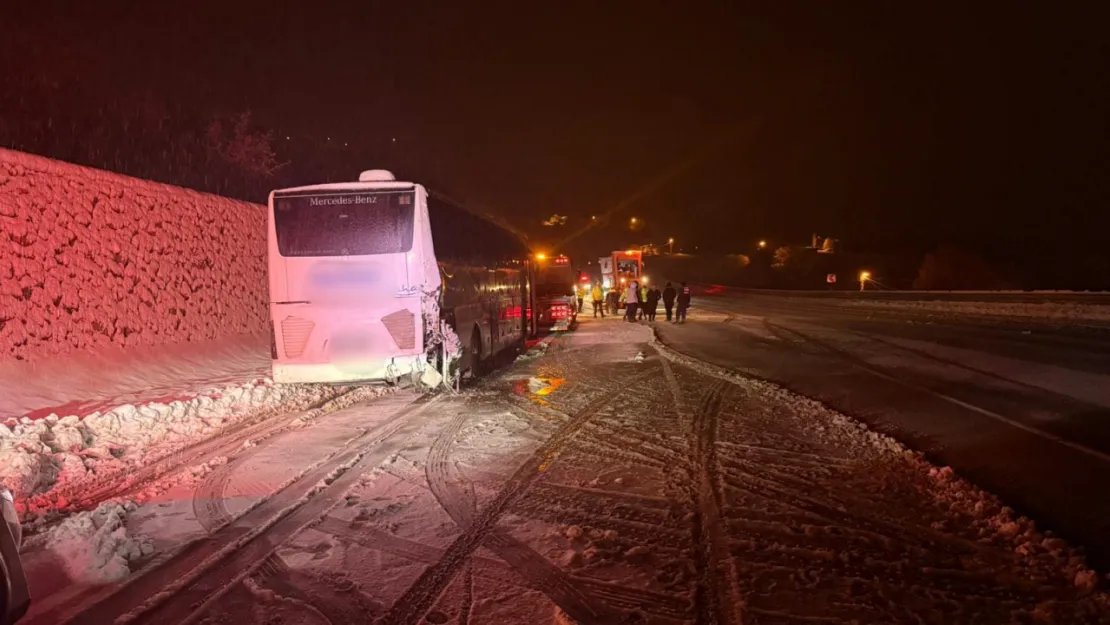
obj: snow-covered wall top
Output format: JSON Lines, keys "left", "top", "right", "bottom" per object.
{"left": 0, "top": 148, "right": 268, "bottom": 362}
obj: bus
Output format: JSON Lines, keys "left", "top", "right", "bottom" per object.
{"left": 532, "top": 254, "right": 577, "bottom": 331}
{"left": 267, "top": 170, "right": 531, "bottom": 387}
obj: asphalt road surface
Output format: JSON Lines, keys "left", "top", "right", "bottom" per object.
{"left": 655, "top": 292, "right": 1110, "bottom": 570}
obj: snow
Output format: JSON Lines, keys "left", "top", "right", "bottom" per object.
{"left": 751, "top": 293, "right": 1110, "bottom": 324}
{"left": 0, "top": 148, "right": 269, "bottom": 363}
{"left": 841, "top": 297, "right": 1110, "bottom": 323}
{"left": 0, "top": 333, "right": 268, "bottom": 420}
{"left": 0, "top": 377, "right": 384, "bottom": 521}
{"left": 21, "top": 501, "right": 153, "bottom": 585}
{"left": 16, "top": 316, "right": 1110, "bottom": 623}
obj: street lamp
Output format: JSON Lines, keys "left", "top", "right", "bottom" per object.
{"left": 758, "top": 240, "right": 767, "bottom": 250}
{"left": 859, "top": 270, "right": 872, "bottom": 291}
{"left": 667, "top": 237, "right": 675, "bottom": 254}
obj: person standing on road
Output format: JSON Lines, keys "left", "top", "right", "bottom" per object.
{"left": 675, "top": 282, "right": 691, "bottom": 323}
{"left": 607, "top": 286, "right": 620, "bottom": 315}
{"left": 644, "top": 285, "right": 661, "bottom": 322}
{"left": 590, "top": 283, "right": 605, "bottom": 318}
{"left": 576, "top": 282, "right": 587, "bottom": 313}
{"left": 637, "top": 283, "right": 648, "bottom": 320}
{"left": 662, "top": 282, "right": 677, "bottom": 321}
{"left": 624, "top": 281, "right": 640, "bottom": 322}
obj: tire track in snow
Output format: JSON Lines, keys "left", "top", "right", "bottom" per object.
{"left": 381, "top": 371, "right": 653, "bottom": 625}
{"left": 191, "top": 392, "right": 420, "bottom": 533}
{"left": 659, "top": 356, "right": 744, "bottom": 625}
{"left": 63, "top": 395, "right": 438, "bottom": 625}
{"left": 60, "top": 388, "right": 367, "bottom": 517}
{"left": 251, "top": 553, "right": 383, "bottom": 623}
{"left": 193, "top": 456, "right": 240, "bottom": 533}
{"left": 419, "top": 400, "right": 629, "bottom": 624}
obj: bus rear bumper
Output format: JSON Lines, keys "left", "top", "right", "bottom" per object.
{"left": 272, "top": 355, "right": 425, "bottom": 385}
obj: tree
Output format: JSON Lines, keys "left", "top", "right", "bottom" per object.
{"left": 913, "top": 246, "right": 1013, "bottom": 290}
{"left": 772, "top": 245, "right": 819, "bottom": 288}
{"left": 772, "top": 246, "right": 793, "bottom": 269}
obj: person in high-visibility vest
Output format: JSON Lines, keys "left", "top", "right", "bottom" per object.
{"left": 575, "top": 283, "right": 587, "bottom": 313}
{"left": 590, "top": 283, "right": 605, "bottom": 318}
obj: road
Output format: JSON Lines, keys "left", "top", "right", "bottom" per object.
{"left": 656, "top": 292, "right": 1110, "bottom": 571}
{"left": 18, "top": 314, "right": 1110, "bottom": 625}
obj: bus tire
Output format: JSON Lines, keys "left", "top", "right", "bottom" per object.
{"left": 467, "top": 327, "right": 484, "bottom": 378}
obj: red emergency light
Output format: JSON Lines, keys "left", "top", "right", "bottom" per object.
{"left": 554, "top": 256, "right": 569, "bottom": 265}
{"left": 579, "top": 275, "right": 590, "bottom": 282}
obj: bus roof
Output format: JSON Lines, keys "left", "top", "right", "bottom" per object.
{"left": 271, "top": 181, "right": 416, "bottom": 197}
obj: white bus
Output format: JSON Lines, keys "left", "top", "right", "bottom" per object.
{"left": 267, "top": 170, "right": 531, "bottom": 387}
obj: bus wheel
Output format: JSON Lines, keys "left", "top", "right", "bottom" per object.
{"left": 466, "top": 328, "right": 484, "bottom": 378}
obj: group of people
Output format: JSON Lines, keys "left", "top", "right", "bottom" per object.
{"left": 578, "top": 280, "right": 691, "bottom": 323}
{"left": 622, "top": 280, "right": 690, "bottom": 323}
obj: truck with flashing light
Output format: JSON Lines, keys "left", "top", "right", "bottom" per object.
{"left": 600, "top": 249, "right": 644, "bottom": 307}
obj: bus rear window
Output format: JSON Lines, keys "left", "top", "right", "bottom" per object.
{"left": 273, "top": 191, "right": 415, "bottom": 256}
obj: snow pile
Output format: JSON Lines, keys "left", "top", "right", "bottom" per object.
{"left": 1, "top": 380, "right": 386, "bottom": 520}
{"left": 0, "top": 148, "right": 268, "bottom": 363}
{"left": 22, "top": 501, "right": 153, "bottom": 585}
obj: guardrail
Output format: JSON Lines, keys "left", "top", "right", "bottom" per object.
{"left": 675, "top": 284, "right": 1110, "bottom": 306}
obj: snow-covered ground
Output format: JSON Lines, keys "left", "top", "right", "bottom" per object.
{"left": 768, "top": 295, "right": 1110, "bottom": 325}
{"left": 0, "top": 338, "right": 386, "bottom": 527}
{"left": 0, "top": 334, "right": 269, "bottom": 421}
{"left": 16, "top": 317, "right": 1110, "bottom": 625}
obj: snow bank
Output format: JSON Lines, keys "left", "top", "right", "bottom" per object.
{"left": 22, "top": 501, "right": 153, "bottom": 585}
{"left": 0, "top": 380, "right": 386, "bottom": 521}
{"left": 0, "top": 148, "right": 268, "bottom": 362}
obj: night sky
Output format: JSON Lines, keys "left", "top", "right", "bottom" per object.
{"left": 5, "top": 1, "right": 1108, "bottom": 258}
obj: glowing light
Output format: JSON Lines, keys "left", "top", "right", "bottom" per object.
{"left": 642, "top": 276, "right": 649, "bottom": 285}
{"left": 859, "top": 271, "right": 872, "bottom": 282}
{"left": 668, "top": 237, "right": 674, "bottom": 244}
{"left": 758, "top": 240, "right": 767, "bottom": 249}
{"left": 535, "top": 253, "right": 547, "bottom": 260}
{"left": 620, "top": 278, "right": 627, "bottom": 284}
